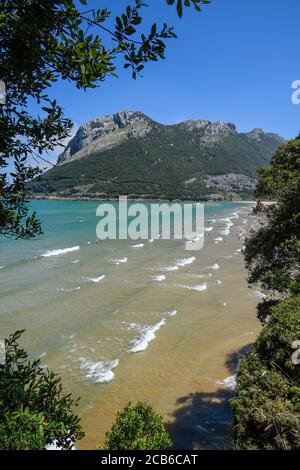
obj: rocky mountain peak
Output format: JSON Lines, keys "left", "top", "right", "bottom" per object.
{"left": 180, "top": 119, "right": 237, "bottom": 136}
{"left": 57, "top": 111, "right": 283, "bottom": 167}
{"left": 57, "top": 110, "right": 153, "bottom": 165}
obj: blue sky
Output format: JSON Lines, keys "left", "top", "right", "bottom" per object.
{"left": 31, "top": 0, "right": 300, "bottom": 164}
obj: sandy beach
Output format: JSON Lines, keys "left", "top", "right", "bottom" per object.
{"left": 0, "top": 200, "right": 262, "bottom": 449}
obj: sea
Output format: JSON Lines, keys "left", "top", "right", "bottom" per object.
{"left": 0, "top": 200, "right": 261, "bottom": 449}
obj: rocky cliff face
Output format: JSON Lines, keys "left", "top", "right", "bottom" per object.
{"left": 58, "top": 111, "right": 154, "bottom": 165}
{"left": 57, "top": 112, "right": 246, "bottom": 166}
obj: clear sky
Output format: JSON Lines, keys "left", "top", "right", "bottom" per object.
{"left": 35, "top": 0, "right": 300, "bottom": 163}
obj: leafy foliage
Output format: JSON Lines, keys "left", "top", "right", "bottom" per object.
{"left": 166, "top": 0, "right": 210, "bottom": 18}
{"left": 232, "top": 136, "right": 300, "bottom": 450}
{"left": 101, "top": 401, "right": 172, "bottom": 450}
{"left": 0, "top": 0, "right": 209, "bottom": 239}
{"left": 0, "top": 408, "right": 47, "bottom": 450}
{"left": 244, "top": 135, "right": 300, "bottom": 310}
{"left": 230, "top": 297, "right": 300, "bottom": 450}
{"left": 0, "top": 330, "right": 84, "bottom": 449}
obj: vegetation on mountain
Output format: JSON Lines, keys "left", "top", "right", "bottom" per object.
{"left": 30, "top": 112, "right": 283, "bottom": 200}
{"left": 0, "top": 0, "right": 208, "bottom": 239}
{"left": 0, "top": 330, "right": 84, "bottom": 449}
{"left": 100, "top": 401, "right": 172, "bottom": 450}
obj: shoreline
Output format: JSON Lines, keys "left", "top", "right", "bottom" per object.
{"left": 1, "top": 201, "right": 261, "bottom": 450}
{"left": 30, "top": 194, "right": 258, "bottom": 203}
{"left": 75, "top": 205, "right": 261, "bottom": 449}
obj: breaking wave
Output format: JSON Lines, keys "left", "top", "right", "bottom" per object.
{"left": 42, "top": 245, "right": 80, "bottom": 257}
{"left": 80, "top": 358, "right": 119, "bottom": 383}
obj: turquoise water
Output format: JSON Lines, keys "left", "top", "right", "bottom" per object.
{"left": 0, "top": 200, "right": 245, "bottom": 267}
{"left": 0, "top": 199, "right": 257, "bottom": 449}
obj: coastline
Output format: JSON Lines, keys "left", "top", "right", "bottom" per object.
{"left": 75, "top": 204, "right": 261, "bottom": 449}
{"left": 30, "top": 194, "right": 255, "bottom": 203}
{"left": 1, "top": 200, "right": 261, "bottom": 450}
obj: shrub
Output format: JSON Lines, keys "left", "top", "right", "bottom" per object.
{"left": 230, "top": 297, "right": 300, "bottom": 449}
{"left": 101, "top": 401, "right": 172, "bottom": 450}
{"left": 0, "top": 330, "right": 84, "bottom": 450}
{"left": 0, "top": 408, "right": 46, "bottom": 450}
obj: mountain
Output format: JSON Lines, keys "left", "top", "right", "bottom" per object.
{"left": 30, "top": 111, "right": 284, "bottom": 199}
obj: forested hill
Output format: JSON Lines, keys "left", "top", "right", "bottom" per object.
{"left": 30, "top": 111, "right": 284, "bottom": 199}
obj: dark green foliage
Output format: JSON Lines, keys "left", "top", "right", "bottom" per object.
{"left": 232, "top": 136, "right": 300, "bottom": 450}
{"left": 101, "top": 401, "right": 172, "bottom": 450}
{"left": 0, "top": 330, "right": 84, "bottom": 449}
{"left": 0, "top": 1, "right": 208, "bottom": 239}
{"left": 30, "top": 118, "right": 281, "bottom": 199}
{"left": 166, "top": 0, "right": 210, "bottom": 18}
{"left": 230, "top": 297, "right": 300, "bottom": 450}
{"left": 0, "top": 408, "right": 46, "bottom": 450}
{"left": 256, "top": 297, "right": 300, "bottom": 381}
{"left": 244, "top": 135, "right": 300, "bottom": 302}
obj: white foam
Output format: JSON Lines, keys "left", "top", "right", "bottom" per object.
{"left": 42, "top": 246, "right": 80, "bottom": 257}
{"left": 204, "top": 226, "right": 213, "bottom": 232}
{"left": 125, "top": 322, "right": 140, "bottom": 331}
{"left": 112, "top": 257, "right": 128, "bottom": 265}
{"left": 130, "top": 319, "right": 165, "bottom": 353}
{"left": 87, "top": 275, "right": 105, "bottom": 283}
{"left": 161, "top": 265, "right": 179, "bottom": 272}
{"left": 187, "top": 273, "right": 211, "bottom": 279}
{"left": 151, "top": 275, "right": 166, "bottom": 282}
{"left": 216, "top": 375, "right": 236, "bottom": 390}
{"left": 153, "top": 257, "right": 196, "bottom": 272}
{"left": 174, "top": 282, "right": 207, "bottom": 292}
{"left": 214, "top": 237, "right": 223, "bottom": 242}
{"left": 0, "top": 266, "right": 5, "bottom": 270}
{"left": 208, "top": 263, "right": 220, "bottom": 270}
{"left": 219, "top": 217, "right": 234, "bottom": 236}
{"left": 131, "top": 243, "right": 144, "bottom": 248}
{"left": 208, "top": 218, "right": 216, "bottom": 224}
{"left": 175, "top": 257, "right": 196, "bottom": 267}
{"left": 57, "top": 286, "right": 81, "bottom": 292}
{"left": 80, "top": 358, "right": 119, "bottom": 383}
{"left": 166, "top": 309, "right": 177, "bottom": 317}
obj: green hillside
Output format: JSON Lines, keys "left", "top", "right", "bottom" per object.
{"left": 30, "top": 112, "right": 283, "bottom": 199}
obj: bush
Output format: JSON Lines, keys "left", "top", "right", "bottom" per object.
{"left": 101, "top": 401, "right": 172, "bottom": 450}
{"left": 0, "top": 408, "right": 46, "bottom": 450}
{"left": 0, "top": 330, "right": 84, "bottom": 450}
{"left": 230, "top": 297, "right": 300, "bottom": 449}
